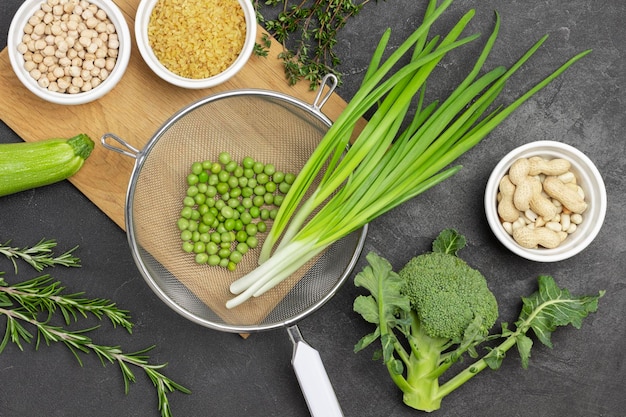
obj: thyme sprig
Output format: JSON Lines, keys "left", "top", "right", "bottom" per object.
{"left": 0, "top": 239, "right": 190, "bottom": 417}
{"left": 254, "top": 0, "right": 376, "bottom": 89}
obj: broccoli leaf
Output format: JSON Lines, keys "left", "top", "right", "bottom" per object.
{"left": 516, "top": 275, "right": 604, "bottom": 351}
{"left": 353, "top": 252, "right": 410, "bottom": 353}
{"left": 432, "top": 229, "right": 466, "bottom": 256}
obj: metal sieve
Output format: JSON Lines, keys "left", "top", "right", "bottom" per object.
{"left": 101, "top": 75, "right": 367, "bottom": 416}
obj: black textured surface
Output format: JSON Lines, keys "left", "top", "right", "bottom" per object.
{"left": 1, "top": 1, "right": 624, "bottom": 416}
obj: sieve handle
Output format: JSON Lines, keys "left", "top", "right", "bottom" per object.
{"left": 311, "top": 73, "right": 339, "bottom": 113}
{"left": 288, "top": 325, "right": 344, "bottom": 417}
{"left": 100, "top": 133, "right": 141, "bottom": 159}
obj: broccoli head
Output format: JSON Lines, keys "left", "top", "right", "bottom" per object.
{"left": 399, "top": 250, "right": 498, "bottom": 342}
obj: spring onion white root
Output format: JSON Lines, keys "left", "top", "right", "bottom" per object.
{"left": 225, "top": 0, "right": 591, "bottom": 309}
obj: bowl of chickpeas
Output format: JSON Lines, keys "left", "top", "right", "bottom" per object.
{"left": 134, "top": 0, "right": 256, "bottom": 89}
{"left": 7, "top": 0, "right": 131, "bottom": 105}
{"left": 484, "top": 140, "right": 607, "bottom": 262}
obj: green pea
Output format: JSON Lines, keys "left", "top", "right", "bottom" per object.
{"left": 224, "top": 218, "right": 236, "bottom": 231}
{"left": 198, "top": 171, "right": 209, "bottom": 183}
{"left": 236, "top": 230, "right": 248, "bottom": 243}
{"left": 229, "top": 187, "right": 241, "bottom": 198}
{"left": 273, "top": 195, "right": 284, "bottom": 206}
{"left": 186, "top": 185, "right": 199, "bottom": 197}
{"left": 272, "top": 171, "right": 285, "bottom": 183}
{"left": 180, "top": 230, "right": 192, "bottom": 241}
{"left": 252, "top": 195, "right": 264, "bottom": 207}
{"left": 191, "top": 162, "right": 203, "bottom": 175}
{"left": 211, "top": 232, "right": 221, "bottom": 244}
{"left": 182, "top": 241, "right": 194, "bottom": 253}
{"left": 195, "top": 253, "right": 209, "bottom": 265}
{"left": 194, "top": 193, "right": 206, "bottom": 205}
{"left": 200, "top": 232, "right": 211, "bottom": 243}
{"left": 221, "top": 206, "right": 235, "bottom": 219}
{"left": 191, "top": 231, "right": 200, "bottom": 241}
{"left": 242, "top": 187, "right": 254, "bottom": 198}
{"left": 180, "top": 206, "right": 193, "bottom": 219}
{"left": 219, "top": 258, "right": 229, "bottom": 268}
{"left": 208, "top": 254, "right": 221, "bottom": 266}
{"left": 177, "top": 218, "right": 190, "bottom": 231}
{"left": 218, "top": 248, "right": 231, "bottom": 259}
{"left": 263, "top": 164, "right": 276, "bottom": 176}
{"left": 216, "top": 182, "right": 229, "bottom": 195}
{"left": 256, "top": 173, "right": 269, "bottom": 185}
{"left": 215, "top": 199, "right": 225, "bottom": 211}
{"left": 183, "top": 196, "right": 196, "bottom": 207}
{"left": 193, "top": 241, "right": 205, "bottom": 254}
{"left": 279, "top": 182, "right": 291, "bottom": 194}
{"left": 229, "top": 250, "right": 243, "bottom": 264}
{"left": 225, "top": 160, "right": 238, "bottom": 173}
{"left": 240, "top": 211, "right": 252, "bottom": 225}
{"left": 206, "top": 241, "right": 219, "bottom": 255}
{"left": 253, "top": 161, "right": 264, "bottom": 174}
{"left": 202, "top": 160, "right": 213, "bottom": 170}
{"left": 270, "top": 208, "right": 278, "bottom": 219}
{"left": 246, "top": 236, "right": 258, "bottom": 249}
{"left": 218, "top": 152, "right": 231, "bottom": 165}
{"left": 249, "top": 206, "right": 260, "bottom": 218}
{"left": 187, "top": 173, "right": 199, "bottom": 186}
{"left": 265, "top": 181, "right": 277, "bottom": 193}
{"left": 233, "top": 165, "right": 244, "bottom": 177}
{"left": 208, "top": 174, "right": 219, "bottom": 185}
{"left": 234, "top": 219, "right": 244, "bottom": 231}
{"left": 285, "top": 173, "right": 296, "bottom": 184}
{"left": 263, "top": 193, "right": 274, "bottom": 205}
{"left": 257, "top": 221, "right": 267, "bottom": 233}
{"left": 187, "top": 221, "right": 198, "bottom": 232}
{"left": 245, "top": 223, "right": 258, "bottom": 236}
{"left": 253, "top": 185, "right": 266, "bottom": 196}
{"left": 247, "top": 178, "right": 257, "bottom": 188}
{"left": 206, "top": 185, "right": 217, "bottom": 198}
{"left": 210, "top": 162, "right": 222, "bottom": 174}
{"left": 198, "top": 223, "right": 210, "bottom": 234}
{"left": 236, "top": 242, "right": 249, "bottom": 254}
{"left": 238, "top": 176, "right": 248, "bottom": 187}
{"left": 242, "top": 156, "right": 255, "bottom": 169}
{"left": 227, "top": 261, "right": 237, "bottom": 271}
{"left": 190, "top": 209, "right": 201, "bottom": 221}
{"left": 243, "top": 168, "right": 255, "bottom": 179}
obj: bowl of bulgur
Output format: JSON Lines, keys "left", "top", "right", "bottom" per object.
{"left": 7, "top": 0, "right": 131, "bottom": 105}
{"left": 135, "top": 0, "right": 256, "bottom": 89}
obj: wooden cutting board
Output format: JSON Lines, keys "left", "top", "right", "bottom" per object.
{"left": 0, "top": 0, "right": 350, "bottom": 230}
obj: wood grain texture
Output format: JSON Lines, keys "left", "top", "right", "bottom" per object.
{"left": 0, "top": 0, "right": 350, "bottom": 230}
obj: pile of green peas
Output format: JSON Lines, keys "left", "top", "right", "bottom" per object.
{"left": 176, "top": 152, "right": 295, "bottom": 271}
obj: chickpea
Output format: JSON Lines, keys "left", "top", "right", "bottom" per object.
{"left": 17, "top": 0, "right": 120, "bottom": 95}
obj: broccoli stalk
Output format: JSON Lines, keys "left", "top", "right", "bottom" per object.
{"left": 353, "top": 229, "right": 603, "bottom": 412}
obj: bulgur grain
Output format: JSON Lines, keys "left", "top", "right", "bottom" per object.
{"left": 147, "top": 0, "right": 246, "bottom": 79}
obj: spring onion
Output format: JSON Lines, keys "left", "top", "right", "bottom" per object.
{"left": 225, "top": 0, "right": 591, "bottom": 309}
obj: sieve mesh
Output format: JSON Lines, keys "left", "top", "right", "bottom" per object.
{"left": 123, "top": 90, "right": 366, "bottom": 333}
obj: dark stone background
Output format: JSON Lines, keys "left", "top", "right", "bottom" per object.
{"left": 1, "top": 1, "right": 624, "bottom": 416}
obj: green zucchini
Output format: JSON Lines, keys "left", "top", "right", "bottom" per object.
{"left": 0, "top": 133, "right": 94, "bottom": 197}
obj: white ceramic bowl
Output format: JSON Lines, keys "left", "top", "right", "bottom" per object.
{"left": 484, "top": 141, "right": 607, "bottom": 262}
{"left": 7, "top": 0, "right": 131, "bottom": 105}
{"left": 134, "top": 0, "right": 256, "bottom": 89}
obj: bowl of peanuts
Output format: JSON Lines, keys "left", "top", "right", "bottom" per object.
{"left": 134, "top": 0, "right": 257, "bottom": 89}
{"left": 485, "top": 140, "right": 607, "bottom": 262}
{"left": 7, "top": 0, "right": 131, "bottom": 105}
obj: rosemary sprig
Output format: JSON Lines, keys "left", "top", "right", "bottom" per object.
{"left": 0, "top": 238, "right": 80, "bottom": 273}
{"left": 254, "top": 0, "right": 376, "bottom": 89}
{"left": 0, "top": 240, "right": 190, "bottom": 417}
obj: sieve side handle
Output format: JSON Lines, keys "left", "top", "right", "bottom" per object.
{"left": 311, "top": 73, "right": 338, "bottom": 112}
{"left": 100, "top": 133, "right": 140, "bottom": 159}
{"left": 288, "top": 325, "right": 344, "bottom": 417}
